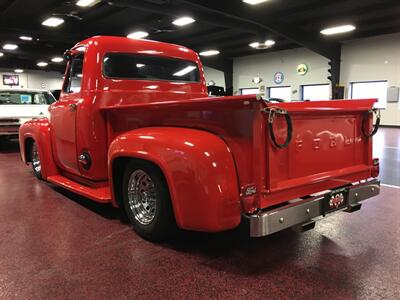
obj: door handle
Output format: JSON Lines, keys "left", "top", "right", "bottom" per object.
{"left": 69, "top": 103, "right": 77, "bottom": 111}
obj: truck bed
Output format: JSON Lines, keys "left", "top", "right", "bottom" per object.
{"left": 100, "top": 95, "right": 377, "bottom": 210}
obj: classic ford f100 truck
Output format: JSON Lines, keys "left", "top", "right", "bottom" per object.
{"left": 19, "top": 36, "right": 380, "bottom": 241}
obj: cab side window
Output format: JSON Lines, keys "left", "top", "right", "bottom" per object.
{"left": 63, "top": 54, "right": 84, "bottom": 93}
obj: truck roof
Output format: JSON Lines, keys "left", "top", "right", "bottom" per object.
{"left": 74, "top": 36, "right": 200, "bottom": 63}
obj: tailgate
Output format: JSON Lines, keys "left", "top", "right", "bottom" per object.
{"left": 261, "top": 99, "right": 377, "bottom": 207}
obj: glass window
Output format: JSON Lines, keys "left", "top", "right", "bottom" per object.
{"left": 64, "top": 54, "right": 84, "bottom": 93}
{"left": 350, "top": 81, "right": 387, "bottom": 109}
{"left": 240, "top": 88, "right": 259, "bottom": 95}
{"left": 103, "top": 53, "right": 200, "bottom": 82}
{"left": 269, "top": 86, "right": 291, "bottom": 101}
{"left": 0, "top": 91, "right": 55, "bottom": 105}
{"left": 302, "top": 84, "right": 330, "bottom": 101}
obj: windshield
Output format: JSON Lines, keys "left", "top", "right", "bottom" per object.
{"left": 0, "top": 91, "right": 56, "bottom": 105}
{"left": 103, "top": 53, "right": 200, "bottom": 82}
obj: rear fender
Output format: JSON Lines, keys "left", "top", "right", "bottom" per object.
{"left": 108, "top": 127, "right": 241, "bottom": 232}
{"left": 19, "top": 118, "right": 58, "bottom": 180}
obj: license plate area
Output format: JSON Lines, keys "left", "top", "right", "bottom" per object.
{"left": 323, "top": 188, "right": 348, "bottom": 214}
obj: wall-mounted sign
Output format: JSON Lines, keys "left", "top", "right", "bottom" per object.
{"left": 3, "top": 74, "right": 19, "bottom": 86}
{"left": 274, "top": 72, "right": 284, "bottom": 84}
{"left": 297, "top": 63, "right": 308, "bottom": 76}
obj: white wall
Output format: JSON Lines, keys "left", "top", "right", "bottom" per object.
{"left": 0, "top": 69, "right": 63, "bottom": 90}
{"left": 233, "top": 33, "right": 400, "bottom": 126}
{"left": 233, "top": 48, "right": 330, "bottom": 99}
{"left": 203, "top": 66, "right": 226, "bottom": 88}
{"left": 341, "top": 33, "right": 400, "bottom": 126}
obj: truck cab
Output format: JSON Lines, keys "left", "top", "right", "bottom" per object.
{"left": 19, "top": 36, "right": 380, "bottom": 242}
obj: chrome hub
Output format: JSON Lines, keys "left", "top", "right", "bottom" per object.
{"left": 127, "top": 169, "right": 157, "bottom": 225}
{"left": 32, "top": 143, "right": 41, "bottom": 174}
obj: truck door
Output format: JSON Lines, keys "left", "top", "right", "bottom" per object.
{"left": 50, "top": 54, "right": 83, "bottom": 175}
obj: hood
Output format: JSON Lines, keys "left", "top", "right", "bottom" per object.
{"left": 0, "top": 104, "right": 49, "bottom": 119}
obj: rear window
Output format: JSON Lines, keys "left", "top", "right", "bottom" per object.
{"left": 0, "top": 91, "right": 56, "bottom": 105}
{"left": 103, "top": 53, "right": 200, "bottom": 82}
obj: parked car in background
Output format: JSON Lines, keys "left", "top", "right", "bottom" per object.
{"left": 0, "top": 89, "right": 55, "bottom": 140}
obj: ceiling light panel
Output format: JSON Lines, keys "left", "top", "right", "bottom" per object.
{"left": 42, "top": 17, "right": 64, "bottom": 27}
{"left": 14, "top": 69, "right": 24, "bottom": 73}
{"left": 242, "top": 0, "right": 270, "bottom": 5}
{"left": 3, "top": 44, "right": 18, "bottom": 50}
{"left": 19, "top": 36, "right": 32, "bottom": 41}
{"left": 127, "top": 31, "right": 149, "bottom": 39}
{"left": 76, "top": 0, "right": 100, "bottom": 7}
{"left": 199, "top": 50, "right": 220, "bottom": 56}
{"left": 320, "top": 25, "right": 356, "bottom": 35}
{"left": 51, "top": 57, "right": 64, "bottom": 63}
{"left": 172, "top": 17, "right": 195, "bottom": 26}
{"left": 0, "top": 52, "right": 4, "bottom": 57}
{"left": 37, "top": 62, "right": 48, "bottom": 67}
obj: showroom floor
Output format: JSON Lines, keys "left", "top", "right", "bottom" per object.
{"left": 0, "top": 128, "right": 399, "bottom": 299}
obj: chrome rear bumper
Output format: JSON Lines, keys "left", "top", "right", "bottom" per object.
{"left": 249, "top": 179, "right": 380, "bottom": 237}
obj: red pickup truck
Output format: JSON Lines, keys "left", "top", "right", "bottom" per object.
{"left": 19, "top": 36, "right": 380, "bottom": 241}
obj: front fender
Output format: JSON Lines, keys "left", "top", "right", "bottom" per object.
{"left": 19, "top": 118, "right": 58, "bottom": 180}
{"left": 108, "top": 127, "right": 241, "bottom": 232}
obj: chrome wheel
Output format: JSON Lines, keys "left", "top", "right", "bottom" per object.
{"left": 32, "top": 142, "right": 41, "bottom": 175}
{"left": 127, "top": 169, "right": 157, "bottom": 225}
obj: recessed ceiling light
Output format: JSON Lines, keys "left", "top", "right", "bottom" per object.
{"left": 3, "top": 44, "right": 18, "bottom": 50}
{"left": 42, "top": 17, "right": 64, "bottom": 27}
{"left": 37, "top": 62, "right": 48, "bottom": 67}
{"left": 76, "top": 0, "right": 100, "bottom": 7}
{"left": 19, "top": 36, "right": 32, "bottom": 41}
{"left": 172, "top": 17, "right": 195, "bottom": 26}
{"left": 249, "top": 40, "right": 275, "bottom": 49}
{"left": 127, "top": 31, "right": 149, "bottom": 39}
{"left": 0, "top": 52, "right": 3, "bottom": 57}
{"left": 136, "top": 64, "right": 145, "bottom": 68}
{"left": 51, "top": 57, "right": 64, "bottom": 63}
{"left": 14, "top": 69, "right": 24, "bottom": 73}
{"left": 199, "top": 50, "right": 220, "bottom": 56}
{"left": 242, "top": 0, "right": 270, "bottom": 5}
{"left": 320, "top": 24, "right": 356, "bottom": 35}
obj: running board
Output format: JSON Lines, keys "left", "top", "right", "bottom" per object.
{"left": 47, "top": 175, "right": 112, "bottom": 203}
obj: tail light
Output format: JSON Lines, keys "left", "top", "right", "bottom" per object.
{"left": 372, "top": 158, "right": 379, "bottom": 177}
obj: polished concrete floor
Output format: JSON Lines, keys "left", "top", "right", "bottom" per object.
{"left": 0, "top": 128, "right": 399, "bottom": 299}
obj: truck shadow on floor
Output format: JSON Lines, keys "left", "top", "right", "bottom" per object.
{"left": 49, "top": 180, "right": 371, "bottom": 282}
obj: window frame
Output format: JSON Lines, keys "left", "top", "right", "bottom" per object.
{"left": 240, "top": 87, "right": 259, "bottom": 95}
{"left": 300, "top": 83, "right": 330, "bottom": 101}
{"left": 62, "top": 53, "right": 84, "bottom": 94}
{"left": 267, "top": 85, "right": 291, "bottom": 100}
{"left": 102, "top": 52, "right": 201, "bottom": 83}
{"left": 349, "top": 80, "right": 388, "bottom": 109}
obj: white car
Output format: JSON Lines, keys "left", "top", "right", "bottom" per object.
{"left": 0, "top": 89, "right": 56, "bottom": 139}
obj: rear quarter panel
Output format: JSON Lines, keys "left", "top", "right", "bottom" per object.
{"left": 108, "top": 127, "right": 241, "bottom": 232}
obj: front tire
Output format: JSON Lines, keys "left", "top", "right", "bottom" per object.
{"left": 31, "top": 141, "right": 42, "bottom": 180}
{"left": 122, "top": 160, "right": 177, "bottom": 242}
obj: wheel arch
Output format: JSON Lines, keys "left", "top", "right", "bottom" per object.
{"left": 19, "top": 118, "right": 59, "bottom": 179}
{"left": 108, "top": 127, "right": 242, "bottom": 232}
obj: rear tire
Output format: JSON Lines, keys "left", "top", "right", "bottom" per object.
{"left": 31, "top": 141, "right": 43, "bottom": 180}
{"left": 122, "top": 160, "right": 177, "bottom": 242}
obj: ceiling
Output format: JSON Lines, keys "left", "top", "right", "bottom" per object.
{"left": 0, "top": 0, "right": 399, "bottom": 72}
